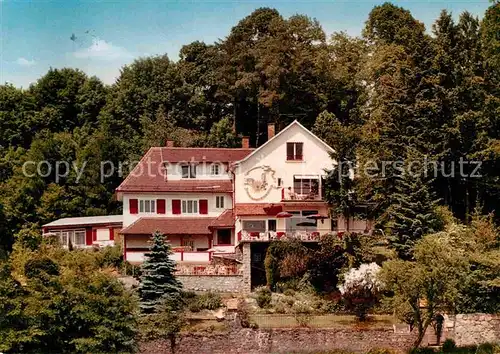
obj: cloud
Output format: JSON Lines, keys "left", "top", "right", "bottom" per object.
{"left": 16, "top": 57, "right": 36, "bottom": 67}
{"left": 73, "top": 38, "right": 133, "bottom": 61}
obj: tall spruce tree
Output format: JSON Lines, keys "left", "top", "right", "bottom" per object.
{"left": 139, "top": 231, "right": 182, "bottom": 313}
{"left": 386, "top": 164, "right": 440, "bottom": 260}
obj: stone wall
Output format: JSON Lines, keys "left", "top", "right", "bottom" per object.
{"left": 140, "top": 328, "right": 417, "bottom": 354}
{"left": 443, "top": 314, "right": 500, "bottom": 346}
{"left": 177, "top": 275, "right": 244, "bottom": 293}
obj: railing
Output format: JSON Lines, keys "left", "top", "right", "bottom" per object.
{"left": 126, "top": 251, "right": 212, "bottom": 263}
{"left": 281, "top": 188, "right": 323, "bottom": 201}
{"left": 238, "top": 230, "right": 322, "bottom": 242}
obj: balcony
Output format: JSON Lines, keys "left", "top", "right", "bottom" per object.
{"left": 238, "top": 230, "right": 323, "bottom": 242}
{"left": 281, "top": 176, "right": 326, "bottom": 201}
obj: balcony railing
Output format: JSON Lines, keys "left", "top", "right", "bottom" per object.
{"left": 238, "top": 230, "right": 322, "bottom": 242}
{"left": 281, "top": 187, "right": 323, "bottom": 201}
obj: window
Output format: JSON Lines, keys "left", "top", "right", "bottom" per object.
{"left": 277, "top": 178, "right": 282, "bottom": 187}
{"left": 182, "top": 200, "right": 198, "bottom": 214}
{"left": 293, "top": 176, "right": 319, "bottom": 198}
{"left": 139, "top": 199, "right": 156, "bottom": 213}
{"left": 215, "top": 195, "right": 225, "bottom": 209}
{"left": 182, "top": 238, "right": 195, "bottom": 251}
{"left": 242, "top": 220, "right": 266, "bottom": 232}
{"left": 217, "top": 229, "right": 232, "bottom": 245}
{"left": 181, "top": 164, "right": 196, "bottom": 178}
{"left": 286, "top": 210, "right": 318, "bottom": 231}
{"left": 286, "top": 142, "right": 303, "bottom": 160}
{"left": 96, "top": 229, "right": 109, "bottom": 241}
{"left": 211, "top": 164, "right": 220, "bottom": 176}
{"left": 268, "top": 219, "right": 277, "bottom": 232}
{"left": 73, "top": 230, "right": 86, "bottom": 246}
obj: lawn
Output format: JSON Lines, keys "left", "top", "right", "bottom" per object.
{"left": 249, "top": 314, "right": 397, "bottom": 329}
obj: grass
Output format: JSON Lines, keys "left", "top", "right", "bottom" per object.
{"left": 249, "top": 314, "right": 396, "bottom": 329}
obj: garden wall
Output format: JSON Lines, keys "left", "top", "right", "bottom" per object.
{"left": 140, "top": 327, "right": 417, "bottom": 354}
{"left": 177, "top": 275, "right": 244, "bottom": 293}
{"left": 443, "top": 314, "right": 500, "bottom": 346}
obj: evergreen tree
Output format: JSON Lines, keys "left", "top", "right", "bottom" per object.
{"left": 139, "top": 231, "right": 182, "bottom": 313}
{"left": 386, "top": 166, "right": 440, "bottom": 260}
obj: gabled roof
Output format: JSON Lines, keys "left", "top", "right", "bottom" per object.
{"left": 121, "top": 217, "right": 215, "bottom": 235}
{"left": 116, "top": 147, "right": 252, "bottom": 193}
{"left": 234, "top": 120, "right": 334, "bottom": 165}
{"left": 43, "top": 215, "right": 123, "bottom": 228}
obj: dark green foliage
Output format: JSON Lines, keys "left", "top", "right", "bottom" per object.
{"left": 195, "top": 292, "right": 222, "bottom": 310}
{"left": 139, "top": 298, "right": 185, "bottom": 354}
{"left": 308, "top": 234, "right": 348, "bottom": 292}
{"left": 255, "top": 287, "right": 272, "bottom": 308}
{"left": 442, "top": 339, "right": 457, "bottom": 353}
{"left": 24, "top": 257, "right": 59, "bottom": 278}
{"left": 264, "top": 239, "right": 310, "bottom": 289}
{"left": 0, "top": 247, "right": 138, "bottom": 353}
{"left": 386, "top": 167, "right": 441, "bottom": 260}
{"left": 139, "top": 231, "right": 183, "bottom": 313}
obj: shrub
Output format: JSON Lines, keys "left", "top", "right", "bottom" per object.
{"left": 255, "top": 287, "right": 272, "bottom": 308}
{"left": 196, "top": 292, "right": 222, "bottom": 310}
{"left": 237, "top": 300, "right": 251, "bottom": 328}
{"left": 182, "top": 290, "right": 197, "bottom": 299}
{"left": 476, "top": 343, "right": 495, "bottom": 354}
{"left": 283, "top": 289, "right": 295, "bottom": 296}
{"left": 442, "top": 339, "right": 456, "bottom": 352}
{"left": 275, "top": 279, "right": 300, "bottom": 293}
{"left": 188, "top": 302, "right": 202, "bottom": 312}
{"left": 293, "top": 303, "right": 312, "bottom": 327}
{"left": 339, "top": 262, "right": 381, "bottom": 321}
{"left": 274, "top": 302, "right": 287, "bottom": 314}
{"left": 24, "top": 257, "right": 59, "bottom": 278}
{"left": 99, "top": 245, "right": 123, "bottom": 268}
{"left": 284, "top": 297, "right": 295, "bottom": 307}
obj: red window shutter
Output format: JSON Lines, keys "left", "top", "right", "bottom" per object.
{"left": 109, "top": 228, "right": 114, "bottom": 241}
{"left": 172, "top": 199, "right": 181, "bottom": 214}
{"left": 157, "top": 199, "right": 166, "bottom": 214}
{"left": 85, "top": 228, "right": 93, "bottom": 245}
{"left": 129, "top": 199, "right": 138, "bottom": 214}
{"left": 199, "top": 199, "right": 208, "bottom": 214}
{"left": 92, "top": 229, "right": 97, "bottom": 242}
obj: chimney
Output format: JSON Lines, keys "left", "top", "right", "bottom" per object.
{"left": 267, "top": 123, "right": 275, "bottom": 140}
{"left": 166, "top": 140, "right": 175, "bottom": 147}
{"left": 242, "top": 136, "right": 250, "bottom": 149}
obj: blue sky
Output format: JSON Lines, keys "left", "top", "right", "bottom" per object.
{"left": 0, "top": 0, "right": 492, "bottom": 88}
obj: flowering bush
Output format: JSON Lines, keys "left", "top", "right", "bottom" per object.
{"left": 339, "top": 262, "right": 382, "bottom": 320}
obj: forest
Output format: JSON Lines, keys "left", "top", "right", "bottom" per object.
{"left": 0, "top": 1, "right": 499, "bottom": 258}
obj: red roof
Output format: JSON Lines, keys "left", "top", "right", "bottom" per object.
{"left": 161, "top": 147, "right": 253, "bottom": 163}
{"left": 234, "top": 203, "right": 283, "bottom": 216}
{"left": 121, "top": 217, "right": 215, "bottom": 235}
{"left": 209, "top": 210, "right": 235, "bottom": 228}
{"left": 116, "top": 147, "right": 252, "bottom": 192}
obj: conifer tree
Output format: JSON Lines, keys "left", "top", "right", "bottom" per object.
{"left": 139, "top": 231, "right": 182, "bottom": 313}
{"left": 386, "top": 166, "right": 440, "bottom": 260}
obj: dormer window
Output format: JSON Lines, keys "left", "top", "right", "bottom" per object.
{"left": 181, "top": 164, "right": 196, "bottom": 178}
{"left": 287, "top": 142, "right": 303, "bottom": 161}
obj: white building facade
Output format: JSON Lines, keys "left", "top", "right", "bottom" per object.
{"left": 116, "top": 121, "right": 372, "bottom": 265}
